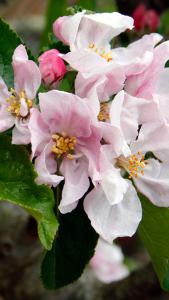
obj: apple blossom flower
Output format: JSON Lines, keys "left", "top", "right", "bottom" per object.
{"left": 29, "top": 90, "right": 102, "bottom": 214}
{"left": 0, "top": 44, "right": 41, "bottom": 144}
{"left": 68, "top": 33, "right": 162, "bottom": 104}
{"left": 90, "top": 238, "right": 129, "bottom": 283}
{"left": 64, "top": 32, "right": 161, "bottom": 74}
{"left": 53, "top": 11, "right": 134, "bottom": 99}
{"left": 54, "top": 12, "right": 163, "bottom": 106}
{"left": 109, "top": 91, "right": 169, "bottom": 206}
{"left": 38, "top": 49, "right": 66, "bottom": 88}
{"left": 53, "top": 11, "right": 134, "bottom": 52}
{"left": 84, "top": 91, "right": 169, "bottom": 242}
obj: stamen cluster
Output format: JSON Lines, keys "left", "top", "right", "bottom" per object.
{"left": 98, "top": 103, "right": 110, "bottom": 122}
{"left": 118, "top": 151, "right": 147, "bottom": 178}
{"left": 88, "top": 43, "right": 113, "bottom": 62}
{"left": 6, "top": 88, "right": 32, "bottom": 117}
{"left": 51, "top": 132, "right": 77, "bottom": 159}
{"left": 128, "top": 152, "right": 146, "bottom": 178}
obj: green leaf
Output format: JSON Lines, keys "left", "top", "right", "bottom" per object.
{"left": 77, "top": 0, "right": 96, "bottom": 11}
{"left": 158, "top": 9, "right": 169, "bottom": 36}
{"left": 48, "top": 33, "right": 70, "bottom": 53}
{"left": 139, "top": 194, "right": 169, "bottom": 291}
{"left": 59, "top": 71, "right": 77, "bottom": 93}
{"left": 41, "top": 200, "right": 98, "bottom": 289}
{"left": 0, "top": 18, "right": 34, "bottom": 87}
{"left": 0, "top": 135, "right": 58, "bottom": 250}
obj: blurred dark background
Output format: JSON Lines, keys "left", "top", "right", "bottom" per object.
{"left": 116, "top": 0, "right": 169, "bottom": 14}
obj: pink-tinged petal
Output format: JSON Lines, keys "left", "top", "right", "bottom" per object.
{"left": 77, "top": 124, "right": 102, "bottom": 183}
{"left": 75, "top": 65, "right": 125, "bottom": 102}
{"left": 75, "top": 74, "right": 104, "bottom": 118}
{"left": 84, "top": 182, "right": 142, "bottom": 243}
{"left": 103, "top": 65, "right": 125, "bottom": 97}
{"left": 29, "top": 108, "right": 51, "bottom": 158}
{"left": 58, "top": 158, "right": 90, "bottom": 214}
{"left": 101, "top": 124, "right": 125, "bottom": 157}
{"left": 90, "top": 239, "right": 129, "bottom": 283}
{"left": 12, "top": 45, "right": 41, "bottom": 99}
{"left": 131, "top": 122, "right": 169, "bottom": 158}
{"left": 78, "top": 12, "right": 133, "bottom": 49}
{"left": 54, "top": 12, "right": 133, "bottom": 51}
{"left": 0, "top": 104, "right": 14, "bottom": 132}
{"left": 0, "top": 78, "right": 14, "bottom": 132}
{"left": 125, "top": 41, "right": 169, "bottom": 99}
{"left": 136, "top": 96, "right": 161, "bottom": 124}
{"left": 39, "top": 90, "right": 92, "bottom": 137}
{"left": 154, "top": 69, "right": 169, "bottom": 123}
{"left": 156, "top": 68, "right": 169, "bottom": 95}
{"left": 19, "top": 98, "right": 29, "bottom": 117}
{"left": 35, "top": 140, "right": 64, "bottom": 187}
{"left": 112, "top": 48, "right": 153, "bottom": 77}
{"left": 110, "top": 91, "right": 147, "bottom": 143}
{"left": 99, "top": 145, "right": 129, "bottom": 204}
{"left": 13, "top": 60, "right": 41, "bottom": 99}
{"left": 63, "top": 49, "right": 107, "bottom": 73}
{"left": 135, "top": 159, "right": 169, "bottom": 207}
{"left": 53, "top": 16, "right": 70, "bottom": 45}
{"left": 53, "top": 12, "right": 85, "bottom": 50}
{"left": 12, "top": 44, "right": 28, "bottom": 62}
{"left": 12, "top": 118, "right": 30, "bottom": 145}
{"left": 110, "top": 91, "right": 125, "bottom": 129}
{"left": 100, "top": 124, "right": 131, "bottom": 162}
{"left": 0, "top": 77, "right": 10, "bottom": 101}
{"left": 76, "top": 72, "right": 106, "bottom": 102}
{"left": 112, "top": 33, "right": 162, "bottom": 76}
{"left": 100, "top": 168, "right": 128, "bottom": 205}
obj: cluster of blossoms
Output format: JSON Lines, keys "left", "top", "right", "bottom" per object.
{"left": 1, "top": 10, "right": 169, "bottom": 252}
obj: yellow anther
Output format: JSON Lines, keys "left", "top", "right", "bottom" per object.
{"left": 67, "top": 154, "right": 75, "bottom": 160}
{"left": 88, "top": 43, "right": 95, "bottom": 49}
{"left": 88, "top": 43, "right": 113, "bottom": 62}
{"left": 6, "top": 88, "right": 33, "bottom": 118}
{"left": 117, "top": 151, "right": 147, "bottom": 179}
{"left": 98, "top": 103, "right": 110, "bottom": 122}
{"left": 52, "top": 132, "right": 77, "bottom": 159}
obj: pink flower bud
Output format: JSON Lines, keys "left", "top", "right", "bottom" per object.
{"left": 38, "top": 49, "right": 66, "bottom": 88}
{"left": 133, "top": 4, "right": 159, "bottom": 32}
{"left": 144, "top": 9, "right": 160, "bottom": 32}
{"left": 133, "top": 4, "right": 146, "bottom": 31}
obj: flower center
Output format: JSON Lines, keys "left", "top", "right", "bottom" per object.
{"left": 51, "top": 132, "right": 77, "bottom": 160}
{"left": 117, "top": 151, "right": 147, "bottom": 179}
{"left": 6, "top": 88, "right": 33, "bottom": 118}
{"left": 88, "top": 43, "right": 113, "bottom": 62}
{"left": 98, "top": 103, "right": 110, "bottom": 122}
